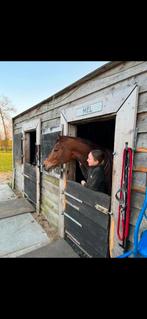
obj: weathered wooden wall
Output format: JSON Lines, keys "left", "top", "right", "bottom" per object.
{"left": 128, "top": 85, "right": 147, "bottom": 249}
{"left": 41, "top": 173, "right": 59, "bottom": 227}
{"left": 13, "top": 61, "right": 147, "bottom": 254}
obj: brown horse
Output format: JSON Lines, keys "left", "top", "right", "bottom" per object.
{"left": 43, "top": 135, "right": 113, "bottom": 194}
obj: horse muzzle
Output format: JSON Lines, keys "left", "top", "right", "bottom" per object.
{"left": 43, "top": 160, "right": 50, "bottom": 171}
{"left": 43, "top": 160, "right": 56, "bottom": 171}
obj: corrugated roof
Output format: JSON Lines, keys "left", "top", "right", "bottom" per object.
{"left": 13, "top": 61, "right": 122, "bottom": 120}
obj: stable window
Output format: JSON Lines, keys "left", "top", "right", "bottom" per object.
{"left": 25, "top": 130, "right": 36, "bottom": 165}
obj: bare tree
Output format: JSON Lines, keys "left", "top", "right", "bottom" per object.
{"left": 0, "top": 96, "right": 16, "bottom": 150}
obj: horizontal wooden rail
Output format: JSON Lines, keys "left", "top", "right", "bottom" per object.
{"left": 131, "top": 185, "right": 146, "bottom": 194}
{"left": 135, "top": 148, "right": 147, "bottom": 153}
{"left": 133, "top": 167, "right": 147, "bottom": 173}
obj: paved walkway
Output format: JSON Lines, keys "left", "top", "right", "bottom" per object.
{"left": 0, "top": 213, "right": 50, "bottom": 257}
{"left": 21, "top": 238, "right": 79, "bottom": 258}
{"left": 0, "top": 183, "right": 16, "bottom": 201}
{"left": 0, "top": 183, "right": 79, "bottom": 258}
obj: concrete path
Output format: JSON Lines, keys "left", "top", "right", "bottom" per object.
{"left": 0, "top": 183, "right": 79, "bottom": 258}
{"left": 0, "top": 198, "right": 35, "bottom": 219}
{"left": 0, "top": 213, "right": 50, "bottom": 257}
{"left": 0, "top": 184, "right": 16, "bottom": 201}
{"left": 21, "top": 238, "right": 79, "bottom": 258}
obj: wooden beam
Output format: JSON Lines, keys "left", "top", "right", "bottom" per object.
{"left": 135, "top": 147, "right": 147, "bottom": 153}
{"left": 109, "top": 217, "right": 115, "bottom": 258}
{"left": 131, "top": 185, "right": 146, "bottom": 194}
{"left": 133, "top": 167, "right": 147, "bottom": 173}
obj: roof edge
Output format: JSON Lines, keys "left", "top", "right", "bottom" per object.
{"left": 13, "top": 61, "right": 122, "bottom": 120}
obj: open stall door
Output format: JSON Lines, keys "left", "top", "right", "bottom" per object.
{"left": 110, "top": 86, "right": 139, "bottom": 256}
{"left": 22, "top": 119, "right": 41, "bottom": 212}
{"left": 24, "top": 162, "right": 36, "bottom": 205}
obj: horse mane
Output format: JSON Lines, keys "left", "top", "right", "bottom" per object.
{"left": 58, "top": 135, "right": 97, "bottom": 148}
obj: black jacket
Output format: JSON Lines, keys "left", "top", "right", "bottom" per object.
{"left": 80, "top": 163, "right": 106, "bottom": 193}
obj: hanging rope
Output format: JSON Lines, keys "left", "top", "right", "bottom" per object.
{"left": 115, "top": 143, "right": 133, "bottom": 249}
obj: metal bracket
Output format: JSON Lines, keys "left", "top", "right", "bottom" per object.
{"left": 113, "top": 151, "right": 117, "bottom": 156}
{"left": 95, "top": 203, "right": 109, "bottom": 214}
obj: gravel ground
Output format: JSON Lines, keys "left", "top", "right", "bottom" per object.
{"left": 0, "top": 172, "right": 12, "bottom": 184}
{"left": 32, "top": 212, "right": 59, "bottom": 242}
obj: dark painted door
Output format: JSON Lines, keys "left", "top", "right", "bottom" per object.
{"left": 24, "top": 163, "right": 36, "bottom": 205}
{"left": 64, "top": 180, "right": 111, "bottom": 257}
{"left": 24, "top": 131, "right": 37, "bottom": 206}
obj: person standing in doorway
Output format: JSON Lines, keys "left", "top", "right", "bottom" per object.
{"left": 79, "top": 149, "right": 107, "bottom": 193}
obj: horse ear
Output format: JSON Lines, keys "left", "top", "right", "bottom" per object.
{"left": 58, "top": 134, "right": 65, "bottom": 140}
{"left": 56, "top": 133, "right": 62, "bottom": 142}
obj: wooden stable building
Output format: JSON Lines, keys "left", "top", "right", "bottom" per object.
{"left": 12, "top": 61, "right": 147, "bottom": 257}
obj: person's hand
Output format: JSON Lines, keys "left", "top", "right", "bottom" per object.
{"left": 79, "top": 161, "right": 82, "bottom": 166}
{"left": 81, "top": 180, "right": 86, "bottom": 186}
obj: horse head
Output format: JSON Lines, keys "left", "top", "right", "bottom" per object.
{"left": 43, "top": 135, "right": 74, "bottom": 171}
{"left": 43, "top": 135, "right": 112, "bottom": 194}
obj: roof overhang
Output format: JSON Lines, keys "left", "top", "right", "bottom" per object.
{"left": 13, "top": 61, "right": 122, "bottom": 120}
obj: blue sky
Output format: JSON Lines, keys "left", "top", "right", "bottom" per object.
{"left": 0, "top": 61, "right": 108, "bottom": 116}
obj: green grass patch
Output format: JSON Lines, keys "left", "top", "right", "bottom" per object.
{"left": 0, "top": 151, "right": 12, "bottom": 172}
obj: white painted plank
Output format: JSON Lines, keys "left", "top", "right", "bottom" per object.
{"left": 63, "top": 84, "right": 136, "bottom": 122}
{"left": 110, "top": 86, "right": 139, "bottom": 256}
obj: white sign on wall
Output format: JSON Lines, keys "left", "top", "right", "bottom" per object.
{"left": 76, "top": 101, "right": 103, "bottom": 117}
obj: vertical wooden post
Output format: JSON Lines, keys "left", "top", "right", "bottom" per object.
{"left": 12, "top": 118, "right": 15, "bottom": 190}
{"left": 110, "top": 86, "right": 139, "bottom": 257}
{"left": 36, "top": 119, "right": 41, "bottom": 214}
{"left": 58, "top": 112, "right": 68, "bottom": 237}
{"left": 22, "top": 129, "right": 25, "bottom": 196}
{"left": 58, "top": 113, "right": 77, "bottom": 238}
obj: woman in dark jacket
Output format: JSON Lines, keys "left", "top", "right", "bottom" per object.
{"left": 79, "top": 149, "right": 107, "bottom": 193}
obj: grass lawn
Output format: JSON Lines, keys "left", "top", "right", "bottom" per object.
{"left": 0, "top": 151, "right": 12, "bottom": 172}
